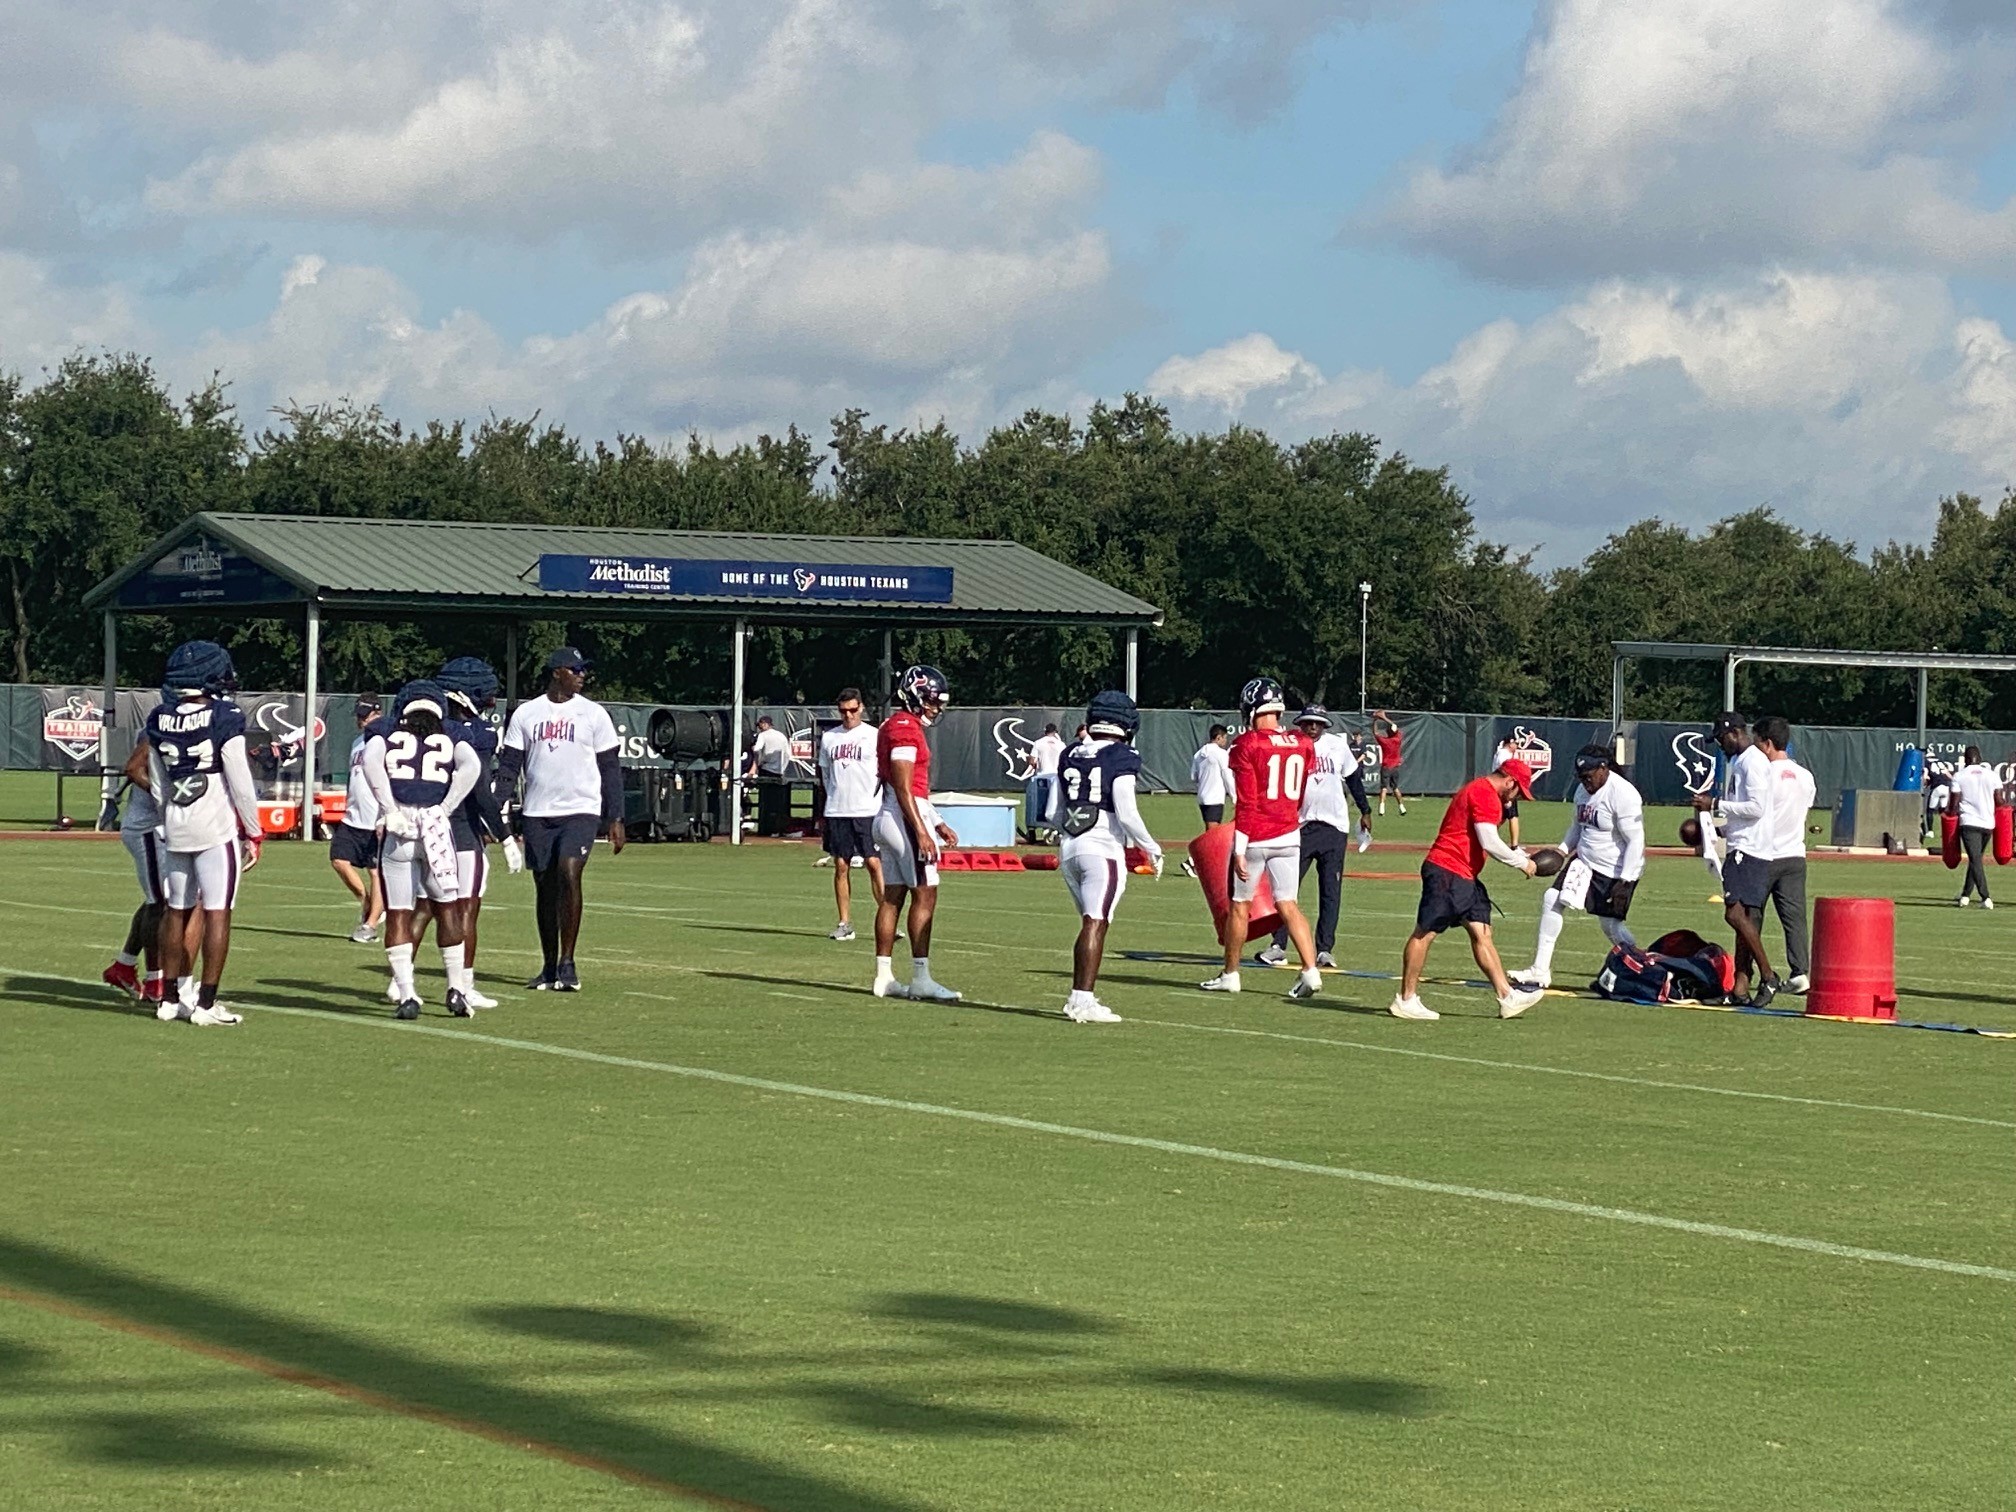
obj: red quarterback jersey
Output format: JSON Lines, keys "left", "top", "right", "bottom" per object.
{"left": 1229, "top": 728, "right": 1316, "bottom": 843}
{"left": 877, "top": 711, "right": 932, "bottom": 798}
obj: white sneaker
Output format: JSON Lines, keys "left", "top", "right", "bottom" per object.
{"left": 1508, "top": 968, "right": 1550, "bottom": 990}
{"left": 872, "top": 977, "right": 909, "bottom": 999}
{"left": 463, "top": 987, "right": 499, "bottom": 1010}
{"left": 813, "top": 854, "right": 835, "bottom": 868}
{"left": 1066, "top": 1001, "right": 1123, "bottom": 1024}
{"left": 1786, "top": 974, "right": 1810, "bottom": 995}
{"left": 155, "top": 999, "right": 186, "bottom": 1022}
{"left": 1388, "top": 994, "right": 1439, "bottom": 1021}
{"left": 1315, "top": 951, "right": 1338, "bottom": 969}
{"left": 1497, "top": 987, "right": 1544, "bottom": 1020}
{"left": 1956, "top": 895, "right": 1971, "bottom": 907}
{"left": 1985, "top": 898, "right": 1997, "bottom": 911}
{"left": 909, "top": 978, "right": 962, "bottom": 1003}
{"left": 1287, "top": 970, "right": 1322, "bottom": 1000}
{"left": 189, "top": 1006, "right": 242, "bottom": 1027}
{"left": 1398, "top": 803, "right": 1407, "bottom": 816}
{"left": 1198, "top": 972, "right": 1241, "bottom": 993}
{"left": 829, "top": 923, "right": 856, "bottom": 941}
{"left": 1253, "top": 944, "right": 1288, "bottom": 967}
{"left": 349, "top": 923, "right": 379, "bottom": 944}
{"left": 1179, "top": 859, "right": 1197, "bottom": 878}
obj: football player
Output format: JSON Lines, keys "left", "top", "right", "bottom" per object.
{"left": 1391, "top": 760, "right": 1544, "bottom": 1022}
{"left": 1049, "top": 691, "right": 1163, "bottom": 1023}
{"left": 872, "top": 664, "right": 961, "bottom": 1002}
{"left": 435, "top": 656, "right": 518, "bottom": 1007}
{"left": 817, "top": 687, "right": 883, "bottom": 940}
{"left": 103, "top": 738, "right": 166, "bottom": 1005}
{"left": 145, "top": 640, "right": 264, "bottom": 1026}
{"left": 1254, "top": 705, "right": 1370, "bottom": 970}
{"left": 1199, "top": 677, "right": 1324, "bottom": 999}
{"left": 1510, "top": 745, "right": 1643, "bottom": 992}
{"left": 495, "top": 648, "right": 626, "bottom": 992}
{"left": 362, "top": 679, "right": 483, "bottom": 1020}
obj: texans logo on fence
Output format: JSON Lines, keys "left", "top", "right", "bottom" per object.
{"left": 1506, "top": 725, "right": 1553, "bottom": 776}
{"left": 42, "top": 695, "right": 104, "bottom": 762}
{"left": 1672, "top": 731, "right": 1718, "bottom": 795}
{"left": 793, "top": 569, "right": 818, "bottom": 594}
{"left": 253, "top": 699, "right": 326, "bottom": 756}
{"left": 993, "top": 717, "right": 1037, "bottom": 782}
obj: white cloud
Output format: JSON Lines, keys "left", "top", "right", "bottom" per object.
{"left": 1153, "top": 271, "right": 2016, "bottom": 555}
{"left": 0, "top": 253, "right": 146, "bottom": 371}
{"left": 1380, "top": 0, "right": 2016, "bottom": 282}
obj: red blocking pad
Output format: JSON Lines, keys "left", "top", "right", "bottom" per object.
{"left": 1187, "top": 823, "right": 1283, "bottom": 948}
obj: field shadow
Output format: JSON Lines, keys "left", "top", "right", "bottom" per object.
{"left": 866, "top": 1293, "right": 1117, "bottom": 1336}
{"left": 1135, "top": 1366, "right": 1436, "bottom": 1417}
{"left": 59, "top": 1409, "right": 332, "bottom": 1470}
{"left": 1895, "top": 985, "right": 2016, "bottom": 1009}
{"left": 256, "top": 979, "right": 393, "bottom": 1015}
{"left": 685, "top": 922, "right": 841, "bottom": 942}
{"left": 0, "top": 1234, "right": 925, "bottom": 1510}
{"left": 0, "top": 974, "right": 143, "bottom": 1018}
{"left": 697, "top": 970, "right": 1064, "bottom": 1022}
{"left": 468, "top": 1305, "right": 722, "bottom": 1361}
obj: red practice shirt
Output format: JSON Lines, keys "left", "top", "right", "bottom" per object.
{"left": 1376, "top": 728, "right": 1403, "bottom": 767}
{"left": 1425, "top": 777, "right": 1505, "bottom": 881}
{"left": 1229, "top": 728, "right": 1317, "bottom": 843}
{"left": 877, "top": 711, "right": 932, "bottom": 798}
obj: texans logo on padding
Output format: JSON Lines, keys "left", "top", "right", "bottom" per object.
{"left": 793, "top": 569, "right": 818, "bottom": 594}
{"left": 1507, "top": 724, "right": 1553, "bottom": 776}
{"left": 994, "top": 717, "right": 1037, "bottom": 782}
{"left": 1672, "top": 730, "right": 1718, "bottom": 795}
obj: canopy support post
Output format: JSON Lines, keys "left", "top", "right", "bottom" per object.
{"left": 880, "top": 630, "right": 894, "bottom": 707}
{"left": 1610, "top": 651, "right": 1625, "bottom": 735}
{"left": 1723, "top": 653, "right": 1739, "bottom": 713}
{"left": 505, "top": 624, "right": 520, "bottom": 706}
{"left": 99, "top": 609, "right": 119, "bottom": 825}
{"left": 730, "top": 618, "right": 747, "bottom": 847}
{"left": 1124, "top": 628, "right": 1139, "bottom": 700}
{"left": 1916, "top": 666, "right": 1929, "bottom": 754}
{"left": 300, "top": 600, "right": 320, "bottom": 841}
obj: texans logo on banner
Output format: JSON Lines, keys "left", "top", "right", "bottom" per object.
{"left": 994, "top": 717, "right": 1038, "bottom": 782}
{"left": 793, "top": 569, "right": 818, "bottom": 594}
{"left": 1672, "top": 731, "right": 1718, "bottom": 795}
{"left": 1506, "top": 725, "right": 1552, "bottom": 776}
{"left": 43, "top": 695, "right": 104, "bottom": 762}
{"left": 253, "top": 699, "right": 326, "bottom": 757}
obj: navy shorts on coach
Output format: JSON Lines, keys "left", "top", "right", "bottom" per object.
{"left": 523, "top": 813, "right": 599, "bottom": 870}
{"left": 329, "top": 824, "right": 380, "bottom": 869}
{"left": 1723, "top": 850, "right": 1771, "bottom": 910}
{"left": 1416, "top": 860, "right": 1492, "bottom": 934}
{"left": 823, "top": 815, "right": 876, "bottom": 861}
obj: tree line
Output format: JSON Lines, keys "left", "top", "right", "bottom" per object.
{"left": 3, "top": 353, "right": 2013, "bottom": 726}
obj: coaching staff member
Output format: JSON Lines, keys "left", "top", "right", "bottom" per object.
{"left": 1694, "top": 712, "right": 1778, "bottom": 1004}
{"left": 497, "top": 647, "right": 625, "bottom": 992}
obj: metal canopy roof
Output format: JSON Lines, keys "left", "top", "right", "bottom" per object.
{"left": 1612, "top": 641, "right": 2016, "bottom": 673}
{"left": 86, "top": 512, "right": 1164, "bottom": 629}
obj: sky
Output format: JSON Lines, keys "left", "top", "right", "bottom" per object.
{"left": 3, "top": 0, "right": 2013, "bottom": 564}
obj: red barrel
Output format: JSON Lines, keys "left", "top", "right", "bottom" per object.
{"left": 1995, "top": 802, "right": 2013, "bottom": 866}
{"left": 1941, "top": 810, "right": 1962, "bottom": 869}
{"left": 1187, "top": 823, "right": 1283, "bottom": 947}
{"left": 1805, "top": 897, "right": 1897, "bottom": 1020}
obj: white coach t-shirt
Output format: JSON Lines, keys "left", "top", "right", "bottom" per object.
{"left": 819, "top": 723, "right": 881, "bottom": 818}
{"left": 503, "top": 694, "right": 620, "bottom": 818}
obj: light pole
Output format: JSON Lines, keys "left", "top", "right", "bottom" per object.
{"left": 1358, "top": 581, "right": 1372, "bottom": 714}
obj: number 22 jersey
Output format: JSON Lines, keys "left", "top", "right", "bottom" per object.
{"left": 1228, "top": 728, "right": 1315, "bottom": 843}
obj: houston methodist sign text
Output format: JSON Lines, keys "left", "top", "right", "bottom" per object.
{"left": 539, "top": 555, "right": 955, "bottom": 604}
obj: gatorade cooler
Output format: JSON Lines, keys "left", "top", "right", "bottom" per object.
{"left": 1805, "top": 897, "right": 1897, "bottom": 1020}
{"left": 1996, "top": 800, "right": 2014, "bottom": 866}
{"left": 1187, "top": 823, "right": 1283, "bottom": 947}
{"left": 1942, "top": 810, "right": 1962, "bottom": 869}
{"left": 1893, "top": 747, "right": 1925, "bottom": 792}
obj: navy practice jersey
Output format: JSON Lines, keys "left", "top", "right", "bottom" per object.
{"left": 377, "top": 720, "right": 462, "bottom": 808}
{"left": 1057, "top": 740, "right": 1144, "bottom": 849}
{"left": 447, "top": 716, "right": 503, "bottom": 845}
{"left": 146, "top": 697, "right": 247, "bottom": 805}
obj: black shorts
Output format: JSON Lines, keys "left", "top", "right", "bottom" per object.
{"left": 329, "top": 823, "right": 379, "bottom": 869}
{"left": 1381, "top": 765, "right": 1403, "bottom": 787}
{"left": 1502, "top": 796, "right": 1520, "bottom": 819}
{"left": 1723, "top": 850, "right": 1771, "bottom": 910}
{"left": 823, "top": 815, "right": 876, "bottom": 861}
{"left": 1554, "top": 866, "right": 1635, "bottom": 920}
{"left": 523, "top": 813, "right": 599, "bottom": 871}
{"left": 1198, "top": 803, "right": 1225, "bottom": 825}
{"left": 1416, "top": 861, "right": 1492, "bottom": 934}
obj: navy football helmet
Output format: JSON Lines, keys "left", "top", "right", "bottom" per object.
{"left": 1086, "top": 690, "right": 1141, "bottom": 741}
{"left": 163, "top": 640, "right": 238, "bottom": 697}
{"left": 894, "top": 664, "right": 952, "bottom": 720}
{"left": 1240, "top": 676, "right": 1286, "bottom": 719}
{"left": 393, "top": 679, "right": 448, "bottom": 725}
{"left": 437, "top": 656, "right": 501, "bottom": 716}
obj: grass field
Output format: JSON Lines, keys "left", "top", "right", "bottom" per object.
{"left": 2, "top": 794, "right": 2011, "bottom": 1511}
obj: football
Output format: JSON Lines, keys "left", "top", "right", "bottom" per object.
{"left": 1530, "top": 847, "right": 1566, "bottom": 878}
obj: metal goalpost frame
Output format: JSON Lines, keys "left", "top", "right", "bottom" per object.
{"left": 1609, "top": 641, "right": 2016, "bottom": 752}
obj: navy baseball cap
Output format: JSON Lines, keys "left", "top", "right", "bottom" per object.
{"left": 544, "top": 646, "right": 590, "bottom": 673}
{"left": 353, "top": 696, "right": 382, "bottom": 719}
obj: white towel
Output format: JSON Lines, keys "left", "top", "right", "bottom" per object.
{"left": 404, "top": 805, "right": 460, "bottom": 898}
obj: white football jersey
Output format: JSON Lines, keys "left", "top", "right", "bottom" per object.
{"left": 1560, "top": 773, "right": 1645, "bottom": 881}
{"left": 819, "top": 723, "right": 881, "bottom": 818}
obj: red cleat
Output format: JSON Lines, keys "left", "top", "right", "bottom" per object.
{"left": 141, "top": 977, "right": 165, "bottom": 1003}
{"left": 102, "top": 961, "right": 141, "bottom": 1000}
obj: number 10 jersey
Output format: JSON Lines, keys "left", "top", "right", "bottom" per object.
{"left": 1228, "top": 728, "right": 1315, "bottom": 843}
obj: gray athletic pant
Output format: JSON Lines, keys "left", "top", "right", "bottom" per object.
{"left": 1959, "top": 826, "right": 1993, "bottom": 901}
{"left": 1745, "top": 856, "right": 1809, "bottom": 978}
{"left": 1271, "top": 820, "right": 1346, "bottom": 954}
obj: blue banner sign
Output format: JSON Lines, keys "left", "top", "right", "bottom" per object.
{"left": 539, "top": 555, "right": 955, "bottom": 604}
{"left": 118, "top": 536, "right": 300, "bottom": 608}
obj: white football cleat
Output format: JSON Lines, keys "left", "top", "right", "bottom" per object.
{"left": 1066, "top": 1000, "right": 1123, "bottom": 1024}
{"left": 1984, "top": 898, "right": 1997, "bottom": 911}
{"left": 1287, "top": 970, "right": 1322, "bottom": 1000}
{"left": 189, "top": 1006, "right": 242, "bottom": 1027}
{"left": 872, "top": 977, "right": 910, "bottom": 999}
{"left": 1508, "top": 968, "right": 1550, "bottom": 990}
{"left": 155, "top": 999, "right": 187, "bottom": 1022}
{"left": 1198, "top": 972, "right": 1241, "bottom": 993}
{"left": 1786, "top": 974, "right": 1810, "bottom": 995}
{"left": 1178, "top": 859, "right": 1197, "bottom": 878}
{"left": 1497, "top": 987, "right": 1544, "bottom": 1020}
{"left": 1388, "top": 994, "right": 1439, "bottom": 1021}
{"left": 463, "top": 987, "right": 499, "bottom": 1010}
{"left": 829, "top": 923, "right": 856, "bottom": 941}
{"left": 908, "top": 979, "right": 962, "bottom": 1003}
{"left": 349, "top": 923, "right": 380, "bottom": 944}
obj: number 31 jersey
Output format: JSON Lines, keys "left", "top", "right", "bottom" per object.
{"left": 1057, "top": 739, "right": 1143, "bottom": 858}
{"left": 145, "top": 697, "right": 255, "bottom": 852}
{"left": 1229, "top": 728, "right": 1315, "bottom": 843}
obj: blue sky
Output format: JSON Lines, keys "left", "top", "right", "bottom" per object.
{"left": 3, "top": 0, "right": 2013, "bottom": 563}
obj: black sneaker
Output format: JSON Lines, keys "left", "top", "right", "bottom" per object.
{"left": 446, "top": 989, "right": 474, "bottom": 1019}
{"left": 554, "top": 961, "right": 581, "bottom": 993}
{"left": 1751, "top": 977, "right": 1785, "bottom": 1009}
{"left": 526, "top": 967, "right": 557, "bottom": 991}
{"left": 395, "top": 997, "right": 422, "bottom": 1021}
